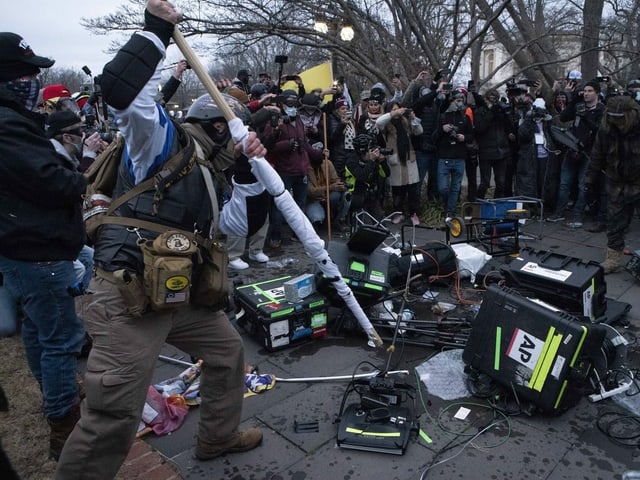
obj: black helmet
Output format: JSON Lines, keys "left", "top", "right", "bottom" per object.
{"left": 185, "top": 93, "right": 251, "bottom": 125}
{"left": 353, "top": 133, "right": 375, "bottom": 153}
{"left": 250, "top": 83, "right": 269, "bottom": 98}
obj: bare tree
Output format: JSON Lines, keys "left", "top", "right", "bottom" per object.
{"left": 78, "top": 0, "right": 640, "bottom": 97}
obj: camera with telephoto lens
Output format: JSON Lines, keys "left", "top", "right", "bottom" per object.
{"left": 531, "top": 106, "right": 547, "bottom": 122}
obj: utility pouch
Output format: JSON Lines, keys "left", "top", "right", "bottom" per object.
{"left": 140, "top": 231, "right": 198, "bottom": 311}
{"left": 192, "top": 240, "right": 229, "bottom": 307}
{"left": 112, "top": 269, "right": 149, "bottom": 317}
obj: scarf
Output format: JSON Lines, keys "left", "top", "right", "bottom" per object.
{"left": 3, "top": 78, "right": 40, "bottom": 111}
{"left": 343, "top": 121, "right": 356, "bottom": 150}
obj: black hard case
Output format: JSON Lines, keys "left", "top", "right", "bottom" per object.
{"left": 462, "top": 285, "right": 605, "bottom": 413}
{"left": 501, "top": 248, "right": 606, "bottom": 320}
{"left": 234, "top": 275, "right": 328, "bottom": 351}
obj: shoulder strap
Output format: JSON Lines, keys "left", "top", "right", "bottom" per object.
{"left": 98, "top": 138, "right": 217, "bottom": 246}
{"left": 194, "top": 141, "right": 219, "bottom": 236}
{"left": 106, "top": 123, "right": 196, "bottom": 216}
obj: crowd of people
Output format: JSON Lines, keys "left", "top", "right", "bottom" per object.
{"left": 0, "top": 0, "right": 639, "bottom": 478}
{"left": 194, "top": 60, "right": 639, "bottom": 274}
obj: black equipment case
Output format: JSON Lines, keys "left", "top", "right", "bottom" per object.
{"left": 463, "top": 285, "right": 606, "bottom": 413}
{"left": 501, "top": 248, "right": 606, "bottom": 321}
{"left": 320, "top": 241, "right": 391, "bottom": 303}
{"left": 234, "top": 276, "right": 328, "bottom": 351}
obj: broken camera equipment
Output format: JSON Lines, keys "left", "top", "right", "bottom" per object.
{"left": 336, "top": 375, "right": 418, "bottom": 455}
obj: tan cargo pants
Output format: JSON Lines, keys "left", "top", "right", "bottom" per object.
{"left": 55, "top": 273, "right": 245, "bottom": 480}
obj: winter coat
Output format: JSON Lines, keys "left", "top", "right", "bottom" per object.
{"left": 0, "top": 85, "right": 86, "bottom": 261}
{"left": 307, "top": 159, "right": 342, "bottom": 202}
{"left": 474, "top": 104, "right": 515, "bottom": 160}
{"left": 262, "top": 115, "right": 322, "bottom": 176}
{"left": 587, "top": 124, "right": 640, "bottom": 197}
{"left": 433, "top": 109, "right": 473, "bottom": 160}
{"left": 376, "top": 112, "right": 423, "bottom": 187}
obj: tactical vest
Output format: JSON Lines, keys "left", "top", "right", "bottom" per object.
{"left": 93, "top": 128, "right": 215, "bottom": 275}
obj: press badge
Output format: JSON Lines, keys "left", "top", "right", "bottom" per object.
{"left": 535, "top": 133, "right": 544, "bottom": 145}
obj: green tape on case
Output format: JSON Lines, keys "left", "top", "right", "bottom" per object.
{"left": 419, "top": 429, "right": 432, "bottom": 443}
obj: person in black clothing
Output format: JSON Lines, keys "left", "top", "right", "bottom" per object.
{"left": 474, "top": 89, "right": 516, "bottom": 199}
{"left": 325, "top": 97, "right": 356, "bottom": 181}
{"left": 433, "top": 90, "right": 473, "bottom": 217}
{"left": 0, "top": 32, "right": 86, "bottom": 461}
{"left": 403, "top": 71, "right": 447, "bottom": 201}
{"left": 346, "top": 133, "right": 390, "bottom": 221}
{"left": 547, "top": 80, "right": 604, "bottom": 228}
{"left": 503, "top": 83, "right": 531, "bottom": 196}
{"left": 515, "top": 98, "right": 558, "bottom": 211}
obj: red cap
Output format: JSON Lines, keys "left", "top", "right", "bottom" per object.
{"left": 42, "top": 84, "right": 71, "bottom": 102}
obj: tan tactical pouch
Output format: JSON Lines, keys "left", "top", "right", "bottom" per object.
{"left": 140, "top": 231, "right": 198, "bottom": 311}
{"left": 192, "top": 240, "right": 229, "bottom": 307}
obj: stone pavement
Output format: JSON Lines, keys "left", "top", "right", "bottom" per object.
{"left": 128, "top": 211, "right": 640, "bottom": 479}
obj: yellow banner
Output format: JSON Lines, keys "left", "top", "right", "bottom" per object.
{"left": 281, "top": 61, "right": 333, "bottom": 94}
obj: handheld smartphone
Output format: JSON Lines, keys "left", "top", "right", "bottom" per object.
{"left": 596, "top": 76, "right": 610, "bottom": 83}
{"left": 274, "top": 55, "right": 288, "bottom": 64}
{"left": 442, "top": 83, "right": 453, "bottom": 90}
{"left": 467, "top": 79, "right": 475, "bottom": 89}
{"left": 285, "top": 75, "right": 298, "bottom": 81}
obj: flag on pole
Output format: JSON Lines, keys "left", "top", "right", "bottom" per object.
{"left": 281, "top": 61, "right": 333, "bottom": 93}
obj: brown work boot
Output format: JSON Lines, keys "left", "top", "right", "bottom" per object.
{"left": 47, "top": 399, "right": 81, "bottom": 461}
{"left": 194, "top": 428, "right": 263, "bottom": 461}
{"left": 601, "top": 248, "right": 623, "bottom": 274}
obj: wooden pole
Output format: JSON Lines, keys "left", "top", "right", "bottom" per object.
{"left": 172, "top": 28, "right": 235, "bottom": 122}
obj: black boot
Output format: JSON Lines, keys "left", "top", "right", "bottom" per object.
{"left": 47, "top": 399, "right": 81, "bottom": 461}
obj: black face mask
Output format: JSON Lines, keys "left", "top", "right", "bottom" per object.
{"left": 4, "top": 77, "right": 40, "bottom": 111}
{"left": 201, "top": 121, "right": 231, "bottom": 147}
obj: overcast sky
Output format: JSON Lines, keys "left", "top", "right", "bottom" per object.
{"left": 4, "top": 1, "right": 140, "bottom": 75}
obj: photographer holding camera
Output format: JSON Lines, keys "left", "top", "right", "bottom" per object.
{"left": 514, "top": 97, "right": 557, "bottom": 210}
{"left": 345, "top": 133, "right": 390, "bottom": 221}
{"left": 433, "top": 89, "right": 473, "bottom": 219}
{"left": 474, "top": 89, "right": 517, "bottom": 200}
{"left": 547, "top": 79, "right": 604, "bottom": 229}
